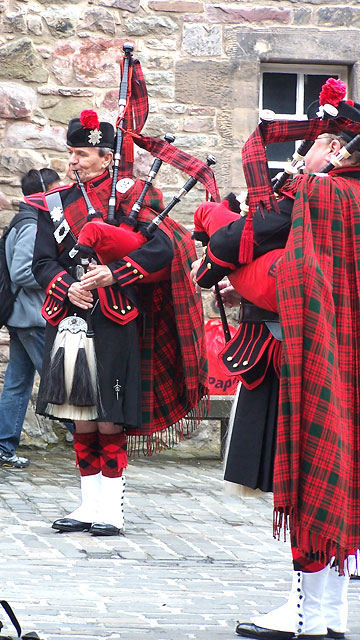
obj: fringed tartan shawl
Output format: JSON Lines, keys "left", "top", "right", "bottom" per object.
{"left": 119, "top": 193, "right": 209, "bottom": 455}
{"left": 275, "top": 170, "right": 360, "bottom": 567}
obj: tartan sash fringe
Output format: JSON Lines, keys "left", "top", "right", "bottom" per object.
{"left": 273, "top": 506, "right": 357, "bottom": 575}
{"left": 126, "top": 393, "right": 209, "bottom": 457}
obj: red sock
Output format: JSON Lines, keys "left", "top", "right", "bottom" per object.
{"left": 291, "top": 544, "right": 331, "bottom": 573}
{"left": 73, "top": 432, "right": 100, "bottom": 477}
{"left": 98, "top": 432, "right": 127, "bottom": 478}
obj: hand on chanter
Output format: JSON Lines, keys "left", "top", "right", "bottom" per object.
{"left": 212, "top": 278, "right": 241, "bottom": 308}
{"left": 190, "top": 258, "right": 202, "bottom": 290}
{"left": 80, "top": 263, "right": 116, "bottom": 290}
{"left": 68, "top": 281, "right": 94, "bottom": 310}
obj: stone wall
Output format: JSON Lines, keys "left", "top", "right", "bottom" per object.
{"left": 2, "top": 0, "right": 360, "bottom": 223}
{"left": 1, "top": 0, "right": 360, "bottom": 454}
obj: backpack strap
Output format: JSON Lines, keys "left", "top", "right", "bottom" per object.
{"left": 0, "top": 600, "right": 41, "bottom": 639}
{"left": 7, "top": 210, "right": 38, "bottom": 233}
{"left": 0, "top": 599, "right": 21, "bottom": 637}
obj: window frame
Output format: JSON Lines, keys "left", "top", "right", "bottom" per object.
{"left": 259, "top": 64, "right": 349, "bottom": 171}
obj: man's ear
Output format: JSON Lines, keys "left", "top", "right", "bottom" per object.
{"left": 105, "top": 152, "right": 113, "bottom": 168}
{"left": 329, "top": 138, "right": 342, "bottom": 154}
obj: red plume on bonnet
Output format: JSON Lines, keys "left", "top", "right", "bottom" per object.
{"left": 80, "top": 110, "right": 100, "bottom": 130}
{"left": 319, "top": 78, "right": 346, "bottom": 107}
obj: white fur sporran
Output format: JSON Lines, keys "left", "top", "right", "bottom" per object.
{"left": 45, "top": 315, "right": 100, "bottom": 420}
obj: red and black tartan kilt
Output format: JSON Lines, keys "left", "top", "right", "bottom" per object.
{"left": 36, "top": 302, "right": 142, "bottom": 427}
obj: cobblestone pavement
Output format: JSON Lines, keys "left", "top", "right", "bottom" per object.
{"left": 0, "top": 448, "right": 359, "bottom": 640}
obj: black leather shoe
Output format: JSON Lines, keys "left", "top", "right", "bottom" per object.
{"left": 235, "top": 622, "right": 295, "bottom": 639}
{"left": 327, "top": 631, "right": 345, "bottom": 639}
{"left": 52, "top": 518, "right": 92, "bottom": 532}
{"left": 89, "top": 522, "right": 125, "bottom": 536}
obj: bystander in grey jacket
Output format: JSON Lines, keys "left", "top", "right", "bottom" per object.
{"left": 0, "top": 167, "right": 60, "bottom": 469}
{"left": 5, "top": 202, "right": 45, "bottom": 329}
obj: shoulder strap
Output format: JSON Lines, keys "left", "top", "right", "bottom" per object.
{"left": 0, "top": 599, "right": 22, "bottom": 637}
{"left": 45, "top": 191, "right": 71, "bottom": 244}
{"left": 2, "top": 210, "right": 37, "bottom": 239}
{"left": 1, "top": 211, "right": 37, "bottom": 301}
{"left": 0, "top": 600, "right": 41, "bottom": 639}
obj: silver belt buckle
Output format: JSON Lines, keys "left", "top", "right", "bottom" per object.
{"left": 58, "top": 315, "right": 87, "bottom": 334}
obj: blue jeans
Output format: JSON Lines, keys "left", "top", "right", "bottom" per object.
{"left": 0, "top": 326, "right": 45, "bottom": 456}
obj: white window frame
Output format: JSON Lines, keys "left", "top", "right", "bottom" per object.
{"left": 260, "top": 64, "right": 349, "bottom": 170}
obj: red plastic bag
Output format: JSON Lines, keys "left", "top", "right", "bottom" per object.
{"left": 205, "top": 318, "right": 240, "bottom": 395}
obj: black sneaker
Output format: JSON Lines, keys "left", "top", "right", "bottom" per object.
{"left": 0, "top": 452, "right": 30, "bottom": 468}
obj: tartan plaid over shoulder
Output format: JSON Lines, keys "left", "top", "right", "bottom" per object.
{"left": 242, "top": 116, "right": 360, "bottom": 218}
{"left": 274, "top": 171, "right": 360, "bottom": 567}
{"left": 114, "top": 180, "right": 209, "bottom": 454}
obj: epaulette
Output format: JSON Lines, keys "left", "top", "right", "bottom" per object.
{"left": 24, "top": 184, "right": 72, "bottom": 211}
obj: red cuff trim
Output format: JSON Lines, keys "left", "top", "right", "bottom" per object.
{"left": 113, "top": 256, "right": 148, "bottom": 277}
{"left": 46, "top": 271, "right": 70, "bottom": 295}
{"left": 41, "top": 297, "right": 68, "bottom": 326}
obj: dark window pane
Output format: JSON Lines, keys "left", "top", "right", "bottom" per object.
{"left": 263, "top": 72, "right": 297, "bottom": 114}
{"left": 266, "top": 141, "right": 295, "bottom": 163}
{"left": 304, "top": 74, "right": 338, "bottom": 112}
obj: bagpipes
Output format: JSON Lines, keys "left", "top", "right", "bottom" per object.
{"left": 236, "top": 100, "right": 339, "bottom": 217}
{"left": 43, "top": 43, "right": 220, "bottom": 421}
{"left": 199, "top": 77, "right": 360, "bottom": 313}
{"left": 74, "top": 43, "right": 219, "bottom": 266}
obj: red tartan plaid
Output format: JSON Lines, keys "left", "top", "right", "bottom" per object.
{"left": 63, "top": 173, "right": 113, "bottom": 237}
{"left": 98, "top": 432, "right": 127, "bottom": 477}
{"left": 125, "top": 205, "right": 208, "bottom": 448}
{"left": 118, "top": 58, "right": 149, "bottom": 177}
{"left": 243, "top": 116, "right": 360, "bottom": 219}
{"left": 133, "top": 135, "right": 220, "bottom": 202}
{"left": 274, "top": 170, "right": 360, "bottom": 570}
{"left": 291, "top": 545, "right": 328, "bottom": 573}
{"left": 240, "top": 116, "right": 360, "bottom": 264}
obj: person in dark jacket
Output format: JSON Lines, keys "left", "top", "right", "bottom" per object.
{"left": 0, "top": 168, "right": 61, "bottom": 469}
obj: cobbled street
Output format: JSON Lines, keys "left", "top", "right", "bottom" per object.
{"left": 0, "top": 448, "right": 359, "bottom": 640}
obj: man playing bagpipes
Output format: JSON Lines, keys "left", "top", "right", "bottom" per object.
{"left": 29, "top": 46, "right": 215, "bottom": 537}
{"left": 191, "top": 78, "right": 360, "bottom": 639}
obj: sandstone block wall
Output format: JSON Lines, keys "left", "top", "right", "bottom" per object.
{"left": 1, "top": 0, "right": 359, "bottom": 454}
{"left": 2, "top": 0, "right": 360, "bottom": 224}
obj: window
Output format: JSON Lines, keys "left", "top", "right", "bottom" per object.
{"left": 260, "top": 64, "right": 348, "bottom": 176}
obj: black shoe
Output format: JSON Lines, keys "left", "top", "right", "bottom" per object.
{"left": 89, "top": 522, "right": 125, "bottom": 536}
{"left": 0, "top": 451, "right": 30, "bottom": 468}
{"left": 235, "top": 622, "right": 295, "bottom": 639}
{"left": 327, "top": 631, "right": 345, "bottom": 639}
{"left": 52, "top": 518, "right": 92, "bottom": 532}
